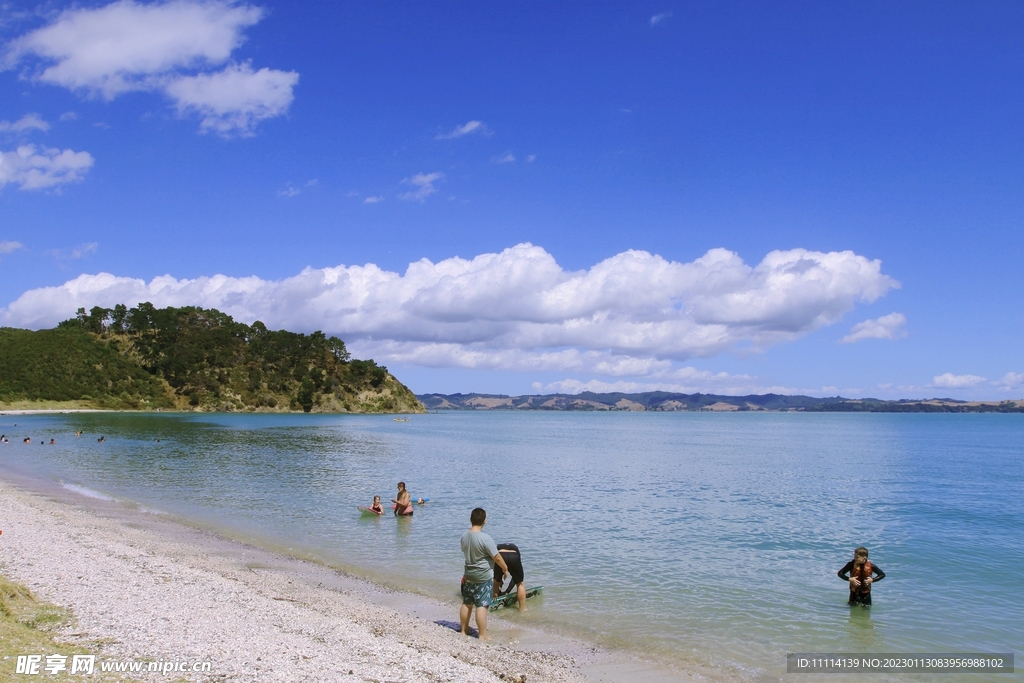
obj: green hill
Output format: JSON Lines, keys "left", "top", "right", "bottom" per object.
{"left": 0, "top": 303, "right": 424, "bottom": 414}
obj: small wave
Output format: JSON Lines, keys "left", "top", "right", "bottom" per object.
{"left": 61, "top": 482, "right": 116, "bottom": 502}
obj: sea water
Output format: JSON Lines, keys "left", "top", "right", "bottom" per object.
{"left": 1, "top": 411, "right": 1021, "bottom": 681}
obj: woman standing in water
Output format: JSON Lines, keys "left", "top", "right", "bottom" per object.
{"left": 838, "top": 547, "right": 885, "bottom": 605}
{"left": 392, "top": 481, "right": 413, "bottom": 516}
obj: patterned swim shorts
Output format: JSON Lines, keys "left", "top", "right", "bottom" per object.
{"left": 461, "top": 578, "right": 494, "bottom": 608}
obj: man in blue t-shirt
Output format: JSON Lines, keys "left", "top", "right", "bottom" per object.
{"left": 459, "top": 507, "right": 509, "bottom": 640}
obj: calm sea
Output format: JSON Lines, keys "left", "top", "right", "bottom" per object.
{"left": 1, "top": 411, "right": 1021, "bottom": 681}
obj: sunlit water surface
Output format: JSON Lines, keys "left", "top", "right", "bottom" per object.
{"left": 1, "top": 411, "right": 1021, "bottom": 681}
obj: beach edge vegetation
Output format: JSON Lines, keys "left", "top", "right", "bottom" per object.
{"left": 0, "top": 304, "right": 424, "bottom": 414}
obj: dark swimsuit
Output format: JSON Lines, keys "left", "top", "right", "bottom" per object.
{"left": 496, "top": 543, "right": 524, "bottom": 592}
{"left": 838, "top": 560, "right": 885, "bottom": 605}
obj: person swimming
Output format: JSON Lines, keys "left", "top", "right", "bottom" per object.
{"left": 370, "top": 496, "right": 384, "bottom": 515}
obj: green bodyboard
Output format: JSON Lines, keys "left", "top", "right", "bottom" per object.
{"left": 489, "top": 585, "right": 543, "bottom": 610}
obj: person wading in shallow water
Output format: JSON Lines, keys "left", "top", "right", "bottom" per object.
{"left": 493, "top": 543, "right": 527, "bottom": 611}
{"left": 392, "top": 481, "right": 413, "bottom": 516}
{"left": 838, "top": 546, "right": 885, "bottom": 605}
{"left": 459, "top": 508, "right": 509, "bottom": 640}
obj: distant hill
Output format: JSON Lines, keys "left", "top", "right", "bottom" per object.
{"left": 1, "top": 303, "right": 424, "bottom": 414}
{"left": 418, "top": 391, "right": 1024, "bottom": 413}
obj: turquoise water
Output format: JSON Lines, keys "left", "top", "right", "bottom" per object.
{"left": 1, "top": 411, "right": 1021, "bottom": 681}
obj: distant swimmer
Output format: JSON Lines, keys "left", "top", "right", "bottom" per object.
{"left": 97, "top": 436, "right": 105, "bottom": 443}
{"left": 838, "top": 546, "right": 885, "bottom": 605}
{"left": 417, "top": 497, "right": 429, "bottom": 505}
{"left": 75, "top": 431, "right": 82, "bottom": 437}
{"left": 49, "top": 439, "right": 55, "bottom": 445}
{"left": 23, "top": 437, "right": 30, "bottom": 444}
{"left": 392, "top": 481, "right": 413, "bottom": 516}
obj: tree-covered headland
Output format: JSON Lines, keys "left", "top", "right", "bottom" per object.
{"left": 0, "top": 303, "right": 424, "bottom": 413}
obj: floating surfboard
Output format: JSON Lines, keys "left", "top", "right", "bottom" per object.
{"left": 357, "top": 506, "right": 383, "bottom": 516}
{"left": 489, "top": 585, "right": 543, "bottom": 610}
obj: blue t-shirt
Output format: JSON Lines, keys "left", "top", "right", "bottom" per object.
{"left": 461, "top": 529, "right": 498, "bottom": 583}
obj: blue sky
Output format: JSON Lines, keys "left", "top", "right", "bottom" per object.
{"left": 1, "top": 1, "right": 1022, "bottom": 399}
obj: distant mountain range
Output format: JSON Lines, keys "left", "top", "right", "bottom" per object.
{"left": 418, "top": 391, "right": 1024, "bottom": 413}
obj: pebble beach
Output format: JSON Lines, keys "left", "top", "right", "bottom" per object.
{"left": 1, "top": 477, "right": 682, "bottom": 683}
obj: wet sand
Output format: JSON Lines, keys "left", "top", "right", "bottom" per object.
{"left": 0, "top": 476, "right": 696, "bottom": 682}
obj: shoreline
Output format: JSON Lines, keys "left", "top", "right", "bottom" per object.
{"left": 0, "top": 473, "right": 698, "bottom": 683}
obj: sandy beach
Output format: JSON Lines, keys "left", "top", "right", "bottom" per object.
{"left": 0, "top": 476, "right": 690, "bottom": 683}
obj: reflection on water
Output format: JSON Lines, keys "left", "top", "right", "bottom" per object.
{"left": 1, "top": 411, "right": 1021, "bottom": 682}
{"left": 845, "top": 606, "right": 879, "bottom": 651}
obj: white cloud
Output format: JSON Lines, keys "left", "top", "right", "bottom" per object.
{"left": 0, "top": 144, "right": 94, "bottom": 190}
{"left": 0, "top": 113, "right": 49, "bottom": 133}
{"left": 277, "top": 184, "right": 300, "bottom": 197}
{"left": 435, "top": 120, "right": 490, "bottom": 140}
{"left": 997, "top": 372, "right": 1024, "bottom": 391}
{"left": 59, "top": 111, "right": 78, "bottom": 121}
{"left": 47, "top": 242, "right": 98, "bottom": 260}
{"left": 363, "top": 195, "right": 384, "bottom": 204}
{"left": 4, "top": 0, "right": 295, "bottom": 135}
{"left": 840, "top": 312, "right": 907, "bottom": 343}
{"left": 165, "top": 62, "right": 298, "bottom": 136}
{"left": 5, "top": 0, "right": 261, "bottom": 96}
{"left": 492, "top": 152, "right": 515, "bottom": 164}
{"left": 0, "top": 240, "right": 25, "bottom": 254}
{"left": 526, "top": 154, "right": 536, "bottom": 163}
{"left": 399, "top": 171, "right": 444, "bottom": 201}
{"left": 650, "top": 12, "right": 673, "bottom": 26}
{"left": 1, "top": 244, "right": 898, "bottom": 369}
{"left": 932, "top": 373, "right": 987, "bottom": 388}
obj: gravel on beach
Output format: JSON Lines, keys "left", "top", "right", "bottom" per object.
{"left": 0, "top": 479, "right": 590, "bottom": 683}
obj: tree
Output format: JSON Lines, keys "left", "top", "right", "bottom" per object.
{"left": 297, "top": 378, "right": 316, "bottom": 412}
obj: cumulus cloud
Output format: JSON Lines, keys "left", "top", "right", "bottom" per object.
{"left": 0, "top": 144, "right": 95, "bottom": 190}
{"left": 932, "top": 373, "right": 987, "bottom": 388}
{"left": 1, "top": 244, "right": 898, "bottom": 373}
{"left": 997, "top": 372, "right": 1024, "bottom": 391}
{"left": 399, "top": 171, "right": 443, "bottom": 201}
{"left": 4, "top": 0, "right": 296, "bottom": 135}
{"left": 435, "top": 120, "right": 490, "bottom": 140}
{"left": 492, "top": 152, "right": 515, "bottom": 164}
{"left": 165, "top": 62, "right": 298, "bottom": 135}
{"left": 840, "top": 312, "right": 907, "bottom": 343}
{"left": 0, "top": 240, "right": 25, "bottom": 254}
{"left": 650, "top": 11, "right": 672, "bottom": 26}
{"left": 363, "top": 195, "right": 384, "bottom": 204}
{"left": 0, "top": 113, "right": 49, "bottom": 133}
